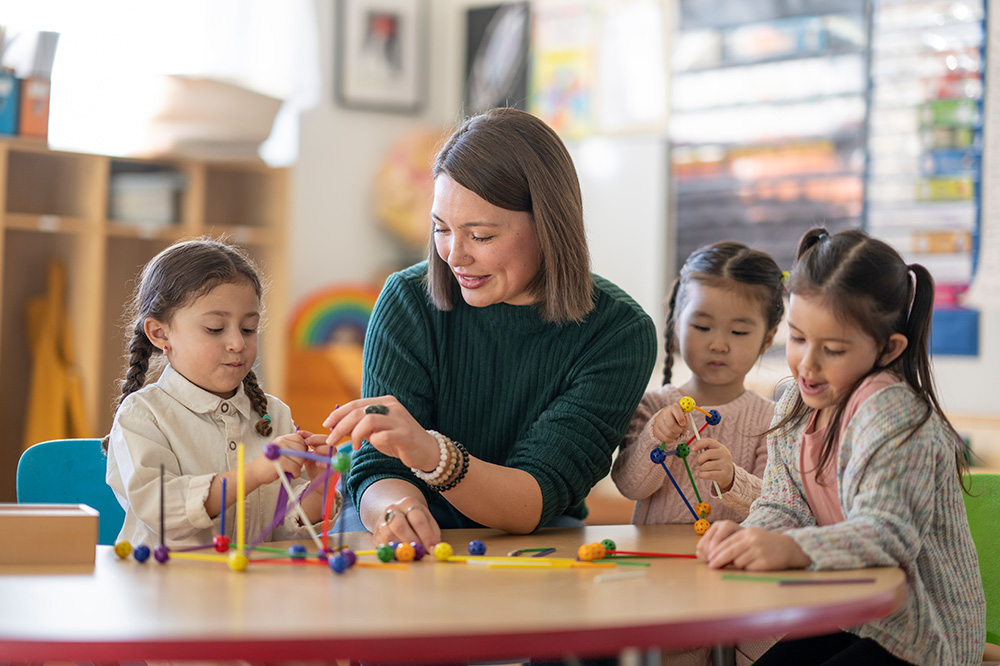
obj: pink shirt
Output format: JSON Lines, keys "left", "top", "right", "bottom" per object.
{"left": 800, "top": 371, "right": 900, "bottom": 526}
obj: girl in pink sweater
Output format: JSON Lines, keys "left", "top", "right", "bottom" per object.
{"left": 613, "top": 241, "right": 784, "bottom": 526}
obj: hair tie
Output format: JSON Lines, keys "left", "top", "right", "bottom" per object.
{"left": 817, "top": 232, "right": 827, "bottom": 240}
{"left": 262, "top": 414, "right": 272, "bottom": 423}
{"left": 780, "top": 271, "right": 790, "bottom": 285}
{"left": 906, "top": 268, "right": 917, "bottom": 322}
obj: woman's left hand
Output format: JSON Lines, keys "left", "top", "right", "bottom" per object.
{"left": 322, "top": 396, "right": 441, "bottom": 472}
{"left": 697, "top": 520, "right": 811, "bottom": 571}
{"left": 373, "top": 498, "right": 441, "bottom": 549}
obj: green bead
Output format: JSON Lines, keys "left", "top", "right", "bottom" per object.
{"left": 600, "top": 539, "right": 616, "bottom": 552}
{"left": 376, "top": 544, "right": 395, "bottom": 562}
{"left": 676, "top": 443, "right": 690, "bottom": 459}
{"left": 333, "top": 453, "right": 351, "bottom": 473}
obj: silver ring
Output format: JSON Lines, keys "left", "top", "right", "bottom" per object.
{"left": 385, "top": 509, "right": 396, "bottom": 524}
{"left": 365, "top": 404, "right": 389, "bottom": 415}
{"left": 405, "top": 505, "right": 420, "bottom": 515}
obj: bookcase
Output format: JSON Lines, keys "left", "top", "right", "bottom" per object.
{"left": 0, "top": 138, "right": 289, "bottom": 501}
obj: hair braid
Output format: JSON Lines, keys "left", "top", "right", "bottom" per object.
{"left": 243, "top": 371, "right": 273, "bottom": 437}
{"left": 101, "top": 324, "right": 157, "bottom": 451}
{"left": 662, "top": 278, "right": 681, "bottom": 385}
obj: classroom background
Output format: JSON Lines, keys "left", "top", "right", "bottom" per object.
{"left": 0, "top": 0, "right": 997, "bottom": 512}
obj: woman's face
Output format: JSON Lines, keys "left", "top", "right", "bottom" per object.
{"left": 431, "top": 173, "right": 542, "bottom": 308}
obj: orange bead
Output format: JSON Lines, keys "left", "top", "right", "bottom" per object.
{"left": 696, "top": 502, "right": 711, "bottom": 519}
{"left": 694, "top": 519, "right": 710, "bottom": 535}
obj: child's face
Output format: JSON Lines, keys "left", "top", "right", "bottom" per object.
{"left": 675, "top": 281, "right": 774, "bottom": 396}
{"left": 151, "top": 281, "right": 260, "bottom": 399}
{"left": 785, "top": 293, "right": 881, "bottom": 417}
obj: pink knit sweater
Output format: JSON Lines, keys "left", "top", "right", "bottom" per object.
{"left": 611, "top": 385, "right": 774, "bottom": 525}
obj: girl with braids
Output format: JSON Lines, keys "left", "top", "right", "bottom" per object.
{"left": 105, "top": 239, "right": 338, "bottom": 548}
{"left": 698, "top": 228, "right": 985, "bottom": 666}
{"left": 612, "top": 240, "right": 784, "bottom": 526}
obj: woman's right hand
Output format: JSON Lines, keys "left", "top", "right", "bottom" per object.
{"left": 372, "top": 497, "right": 442, "bottom": 550}
{"left": 322, "top": 396, "right": 442, "bottom": 472}
{"left": 651, "top": 403, "right": 689, "bottom": 443}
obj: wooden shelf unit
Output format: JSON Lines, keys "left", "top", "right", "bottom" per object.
{"left": 0, "top": 139, "right": 289, "bottom": 501}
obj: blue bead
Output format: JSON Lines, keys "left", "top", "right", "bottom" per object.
{"left": 133, "top": 544, "right": 151, "bottom": 563}
{"left": 650, "top": 448, "right": 666, "bottom": 464}
{"left": 289, "top": 544, "right": 307, "bottom": 559}
{"left": 706, "top": 410, "right": 721, "bottom": 426}
{"left": 329, "top": 554, "right": 349, "bottom": 574}
{"left": 469, "top": 539, "right": 486, "bottom": 556}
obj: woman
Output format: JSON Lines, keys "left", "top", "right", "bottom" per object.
{"left": 324, "top": 107, "right": 657, "bottom": 548}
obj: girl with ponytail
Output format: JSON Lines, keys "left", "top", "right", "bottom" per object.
{"left": 698, "top": 227, "right": 985, "bottom": 666}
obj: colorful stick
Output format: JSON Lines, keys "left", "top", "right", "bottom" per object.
{"left": 237, "top": 443, "right": 245, "bottom": 553}
{"left": 219, "top": 477, "right": 227, "bottom": 536}
{"left": 273, "top": 462, "right": 325, "bottom": 551}
{"left": 606, "top": 549, "right": 697, "bottom": 559}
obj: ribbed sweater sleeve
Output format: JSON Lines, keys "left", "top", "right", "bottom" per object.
{"left": 611, "top": 385, "right": 773, "bottom": 524}
{"left": 346, "top": 263, "right": 657, "bottom": 529}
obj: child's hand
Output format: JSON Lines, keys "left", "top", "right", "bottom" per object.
{"left": 691, "top": 438, "right": 735, "bottom": 492}
{"left": 251, "top": 432, "right": 308, "bottom": 484}
{"left": 651, "top": 403, "right": 688, "bottom": 443}
{"left": 697, "top": 521, "right": 811, "bottom": 571}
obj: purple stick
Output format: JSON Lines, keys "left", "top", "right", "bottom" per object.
{"left": 779, "top": 578, "right": 876, "bottom": 586}
{"left": 220, "top": 477, "right": 227, "bottom": 536}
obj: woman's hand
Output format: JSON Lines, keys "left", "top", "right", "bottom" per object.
{"left": 697, "top": 520, "right": 811, "bottom": 571}
{"left": 323, "top": 396, "right": 441, "bottom": 472}
{"left": 651, "top": 403, "right": 689, "bottom": 443}
{"left": 373, "top": 497, "right": 442, "bottom": 550}
{"left": 690, "top": 438, "right": 735, "bottom": 492}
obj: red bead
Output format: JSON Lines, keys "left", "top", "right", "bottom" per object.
{"left": 213, "top": 535, "right": 231, "bottom": 553}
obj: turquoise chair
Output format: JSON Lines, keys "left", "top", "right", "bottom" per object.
{"left": 16, "top": 438, "right": 126, "bottom": 546}
{"left": 964, "top": 472, "right": 1000, "bottom": 648}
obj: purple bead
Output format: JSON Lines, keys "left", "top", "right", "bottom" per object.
{"left": 328, "top": 554, "right": 349, "bottom": 574}
{"left": 133, "top": 544, "right": 151, "bottom": 563}
{"left": 706, "top": 410, "right": 721, "bottom": 426}
{"left": 341, "top": 548, "right": 357, "bottom": 566}
{"left": 263, "top": 442, "right": 280, "bottom": 460}
{"left": 650, "top": 448, "right": 667, "bottom": 464}
{"left": 411, "top": 541, "right": 426, "bottom": 561}
{"left": 154, "top": 544, "right": 170, "bottom": 563}
{"left": 469, "top": 539, "right": 486, "bottom": 556}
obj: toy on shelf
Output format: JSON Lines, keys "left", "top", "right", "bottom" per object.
{"left": 650, "top": 397, "right": 722, "bottom": 534}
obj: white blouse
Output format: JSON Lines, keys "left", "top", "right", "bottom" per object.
{"left": 107, "top": 364, "right": 330, "bottom": 548}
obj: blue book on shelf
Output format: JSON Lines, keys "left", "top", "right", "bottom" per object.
{"left": 0, "top": 72, "right": 19, "bottom": 135}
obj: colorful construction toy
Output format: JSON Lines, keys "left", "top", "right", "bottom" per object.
{"left": 650, "top": 397, "right": 722, "bottom": 533}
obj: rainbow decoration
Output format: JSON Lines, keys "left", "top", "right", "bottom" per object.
{"left": 289, "top": 284, "right": 381, "bottom": 348}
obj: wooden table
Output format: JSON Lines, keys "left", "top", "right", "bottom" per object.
{"left": 0, "top": 524, "right": 906, "bottom": 664}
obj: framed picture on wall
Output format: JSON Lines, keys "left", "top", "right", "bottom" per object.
{"left": 334, "top": 0, "right": 427, "bottom": 114}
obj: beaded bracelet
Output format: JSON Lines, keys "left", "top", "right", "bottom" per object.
{"left": 427, "top": 440, "right": 469, "bottom": 492}
{"left": 410, "top": 430, "right": 455, "bottom": 486}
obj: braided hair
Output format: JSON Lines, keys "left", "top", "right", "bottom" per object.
{"left": 102, "top": 239, "right": 272, "bottom": 451}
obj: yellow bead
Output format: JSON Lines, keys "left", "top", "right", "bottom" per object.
{"left": 114, "top": 541, "right": 133, "bottom": 559}
{"left": 433, "top": 542, "right": 454, "bottom": 561}
{"left": 679, "top": 396, "right": 696, "bottom": 413}
{"left": 696, "top": 502, "right": 711, "bottom": 519}
{"left": 694, "top": 519, "right": 710, "bottom": 535}
{"left": 228, "top": 551, "right": 249, "bottom": 571}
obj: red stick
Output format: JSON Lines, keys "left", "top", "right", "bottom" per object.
{"left": 685, "top": 422, "right": 710, "bottom": 446}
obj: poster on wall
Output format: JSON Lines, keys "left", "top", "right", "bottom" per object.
{"left": 529, "top": 0, "right": 597, "bottom": 138}
{"left": 464, "top": 3, "right": 531, "bottom": 114}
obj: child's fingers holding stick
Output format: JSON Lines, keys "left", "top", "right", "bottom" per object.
{"left": 691, "top": 438, "right": 735, "bottom": 494}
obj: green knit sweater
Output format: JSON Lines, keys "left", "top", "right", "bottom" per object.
{"left": 346, "top": 262, "right": 657, "bottom": 529}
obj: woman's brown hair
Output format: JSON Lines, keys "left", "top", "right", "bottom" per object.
{"left": 427, "top": 107, "right": 593, "bottom": 324}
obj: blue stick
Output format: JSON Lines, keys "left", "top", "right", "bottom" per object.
{"left": 659, "top": 461, "right": 698, "bottom": 520}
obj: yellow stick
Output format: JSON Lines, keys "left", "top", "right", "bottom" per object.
{"left": 170, "top": 551, "right": 231, "bottom": 564}
{"left": 237, "top": 443, "right": 246, "bottom": 553}
{"left": 451, "top": 557, "right": 615, "bottom": 568}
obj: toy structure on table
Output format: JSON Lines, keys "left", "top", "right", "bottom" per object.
{"left": 649, "top": 397, "right": 722, "bottom": 534}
